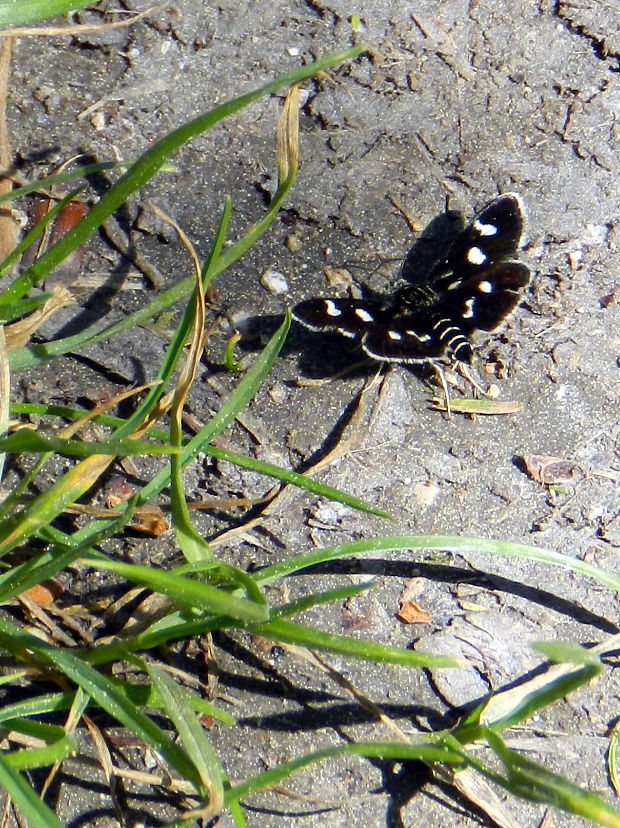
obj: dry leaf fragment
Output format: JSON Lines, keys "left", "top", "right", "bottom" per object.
{"left": 396, "top": 578, "right": 431, "bottom": 623}
{"left": 126, "top": 509, "right": 169, "bottom": 537}
{"left": 521, "top": 454, "right": 578, "bottom": 485}
{"left": 341, "top": 598, "right": 372, "bottom": 631}
{"left": 431, "top": 397, "right": 524, "bottom": 415}
{"left": 4, "top": 286, "right": 75, "bottom": 349}
{"left": 396, "top": 601, "right": 431, "bottom": 624}
{"left": 21, "top": 580, "right": 63, "bottom": 606}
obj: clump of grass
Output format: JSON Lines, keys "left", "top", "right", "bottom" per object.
{"left": 0, "top": 11, "right": 619, "bottom": 827}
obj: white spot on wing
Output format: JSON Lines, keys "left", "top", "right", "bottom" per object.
{"left": 462, "top": 298, "right": 475, "bottom": 319}
{"left": 354, "top": 308, "right": 374, "bottom": 322}
{"left": 325, "top": 300, "right": 342, "bottom": 317}
{"left": 473, "top": 219, "right": 498, "bottom": 236}
{"left": 387, "top": 330, "right": 402, "bottom": 340}
{"left": 478, "top": 280, "right": 493, "bottom": 293}
{"left": 467, "top": 246, "right": 487, "bottom": 265}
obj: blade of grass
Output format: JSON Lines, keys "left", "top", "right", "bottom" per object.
{"left": 205, "top": 444, "right": 391, "bottom": 519}
{"left": 168, "top": 200, "right": 232, "bottom": 564}
{"left": 0, "top": 546, "right": 81, "bottom": 603}
{"left": 0, "top": 160, "right": 117, "bottom": 207}
{"left": 143, "top": 661, "right": 225, "bottom": 814}
{"left": 0, "top": 453, "right": 115, "bottom": 557}
{"left": 5, "top": 401, "right": 390, "bottom": 519}
{"left": 245, "top": 617, "right": 460, "bottom": 668}
{"left": 78, "top": 532, "right": 620, "bottom": 667}
{"left": 1, "top": 719, "right": 76, "bottom": 771}
{"left": 80, "top": 555, "right": 269, "bottom": 623}
{"left": 0, "top": 692, "right": 75, "bottom": 723}
{"left": 457, "top": 662, "right": 600, "bottom": 738}
{"left": 456, "top": 731, "right": 620, "bottom": 827}
{"left": 40, "top": 313, "right": 293, "bottom": 551}
{"left": 0, "top": 1, "right": 92, "bottom": 27}
{"left": 0, "top": 185, "right": 84, "bottom": 280}
{"left": 139, "top": 312, "right": 292, "bottom": 503}
{"left": 0, "top": 754, "right": 64, "bottom": 828}
{"left": 252, "top": 535, "right": 620, "bottom": 593}
{"left": 0, "top": 429, "right": 179, "bottom": 457}
{"left": 7, "top": 404, "right": 390, "bottom": 518}
{"left": 0, "top": 293, "right": 54, "bottom": 323}
{"left": 225, "top": 741, "right": 463, "bottom": 806}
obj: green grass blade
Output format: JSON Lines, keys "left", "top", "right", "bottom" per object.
{"left": 0, "top": 692, "right": 75, "bottom": 724}
{"left": 485, "top": 731, "right": 620, "bottom": 826}
{"left": 134, "top": 312, "right": 292, "bottom": 506}
{"left": 225, "top": 741, "right": 462, "bottom": 805}
{"left": 117, "top": 678, "right": 234, "bottom": 725}
{"left": 168, "top": 198, "right": 232, "bottom": 564}
{"left": 247, "top": 618, "right": 459, "bottom": 668}
{"left": 8, "top": 297, "right": 291, "bottom": 553}
{"left": 2, "top": 719, "right": 76, "bottom": 770}
{"left": 205, "top": 444, "right": 391, "bottom": 518}
{"left": 0, "top": 294, "right": 53, "bottom": 323}
{"left": 0, "top": 454, "right": 120, "bottom": 557}
{"left": 0, "top": 160, "right": 117, "bottom": 206}
{"left": 0, "top": 429, "right": 178, "bottom": 457}
{"left": 459, "top": 662, "right": 600, "bottom": 736}
{"left": 80, "top": 556, "right": 269, "bottom": 623}
{"left": 7, "top": 404, "right": 389, "bottom": 518}
{"left": 0, "top": 185, "right": 84, "bottom": 281}
{"left": 0, "top": 546, "right": 81, "bottom": 603}
{"left": 0, "top": 754, "right": 64, "bottom": 828}
{"left": 253, "top": 535, "right": 620, "bottom": 593}
{"left": 270, "top": 582, "right": 375, "bottom": 619}
{"left": 0, "top": 0, "right": 90, "bottom": 27}
{"left": 144, "top": 662, "right": 225, "bottom": 808}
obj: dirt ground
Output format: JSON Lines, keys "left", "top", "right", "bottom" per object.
{"left": 4, "top": 1, "right": 620, "bottom": 826}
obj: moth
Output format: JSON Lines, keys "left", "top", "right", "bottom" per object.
{"left": 292, "top": 194, "right": 530, "bottom": 368}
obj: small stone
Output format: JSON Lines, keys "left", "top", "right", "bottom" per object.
{"left": 259, "top": 269, "right": 288, "bottom": 295}
{"left": 411, "top": 480, "right": 439, "bottom": 508}
{"left": 285, "top": 234, "right": 302, "bottom": 253}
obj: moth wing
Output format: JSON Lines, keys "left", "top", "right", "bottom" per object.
{"left": 430, "top": 193, "right": 526, "bottom": 284}
{"left": 292, "top": 298, "right": 390, "bottom": 338}
{"left": 435, "top": 262, "right": 531, "bottom": 332}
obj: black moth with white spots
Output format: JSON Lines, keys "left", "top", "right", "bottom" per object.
{"left": 292, "top": 193, "right": 530, "bottom": 365}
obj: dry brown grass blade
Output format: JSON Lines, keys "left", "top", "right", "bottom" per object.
{"left": 431, "top": 397, "right": 524, "bottom": 416}
{"left": 4, "top": 286, "right": 76, "bottom": 349}
{"left": 0, "top": 6, "right": 162, "bottom": 38}
{"left": 54, "top": 381, "right": 161, "bottom": 439}
{"left": 276, "top": 84, "right": 299, "bottom": 184}
{"left": 0, "top": 37, "right": 18, "bottom": 262}
{"left": 143, "top": 203, "right": 205, "bottom": 435}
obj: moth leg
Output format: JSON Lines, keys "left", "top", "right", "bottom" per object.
{"left": 432, "top": 363, "right": 453, "bottom": 420}
{"left": 458, "top": 362, "right": 486, "bottom": 396}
